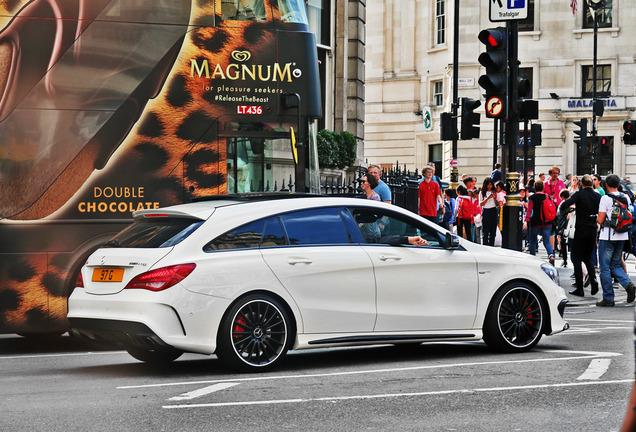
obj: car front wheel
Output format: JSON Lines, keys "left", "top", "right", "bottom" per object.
{"left": 483, "top": 283, "right": 545, "bottom": 353}
{"left": 216, "top": 295, "right": 292, "bottom": 372}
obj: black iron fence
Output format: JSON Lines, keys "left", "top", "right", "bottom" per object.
{"left": 320, "top": 163, "right": 422, "bottom": 214}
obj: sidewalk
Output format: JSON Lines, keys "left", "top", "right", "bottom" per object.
{"left": 536, "top": 245, "right": 636, "bottom": 307}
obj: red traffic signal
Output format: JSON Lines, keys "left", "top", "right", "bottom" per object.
{"left": 478, "top": 27, "right": 507, "bottom": 49}
{"left": 478, "top": 27, "right": 507, "bottom": 109}
{"left": 624, "top": 120, "right": 636, "bottom": 145}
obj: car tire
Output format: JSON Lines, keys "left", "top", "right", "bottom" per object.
{"left": 483, "top": 283, "right": 545, "bottom": 353}
{"left": 216, "top": 294, "right": 293, "bottom": 372}
{"left": 124, "top": 345, "right": 183, "bottom": 364}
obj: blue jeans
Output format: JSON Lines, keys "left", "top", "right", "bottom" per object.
{"left": 598, "top": 240, "right": 632, "bottom": 302}
{"left": 528, "top": 225, "right": 554, "bottom": 257}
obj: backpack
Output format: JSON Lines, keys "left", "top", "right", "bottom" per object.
{"left": 458, "top": 197, "right": 473, "bottom": 220}
{"left": 541, "top": 196, "right": 557, "bottom": 223}
{"left": 605, "top": 194, "right": 633, "bottom": 233}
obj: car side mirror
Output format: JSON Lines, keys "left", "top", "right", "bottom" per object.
{"left": 445, "top": 232, "right": 460, "bottom": 250}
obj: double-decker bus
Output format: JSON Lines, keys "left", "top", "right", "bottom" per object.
{"left": 0, "top": 0, "right": 321, "bottom": 336}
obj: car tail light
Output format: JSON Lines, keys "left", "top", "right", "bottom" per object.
{"left": 124, "top": 263, "right": 196, "bottom": 292}
{"left": 76, "top": 272, "right": 84, "bottom": 288}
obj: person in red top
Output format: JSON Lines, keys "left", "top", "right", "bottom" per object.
{"left": 544, "top": 165, "right": 566, "bottom": 252}
{"left": 418, "top": 166, "right": 444, "bottom": 223}
{"left": 544, "top": 165, "right": 566, "bottom": 205}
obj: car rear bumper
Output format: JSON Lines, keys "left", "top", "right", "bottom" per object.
{"left": 67, "top": 287, "right": 231, "bottom": 355}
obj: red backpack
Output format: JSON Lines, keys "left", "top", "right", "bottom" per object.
{"left": 541, "top": 196, "right": 557, "bottom": 223}
{"left": 458, "top": 197, "right": 473, "bottom": 220}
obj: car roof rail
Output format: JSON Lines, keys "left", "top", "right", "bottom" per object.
{"left": 189, "top": 192, "right": 324, "bottom": 203}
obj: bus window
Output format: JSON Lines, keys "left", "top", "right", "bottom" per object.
{"left": 221, "top": 0, "right": 267, "bottom": 21}
{"left": 278, "top": 0, "right": 309, "bottom": 24}
{"left": 225, "top": 122, "right": 296, "bottom": 193}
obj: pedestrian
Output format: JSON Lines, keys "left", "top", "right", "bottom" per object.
{"left": 480, "top": 178, "right": 499, "bottom": 246}
{"left": 418, "top": 165, "right": 444, "bottom": 224}
{"left": 472, "top": 188, "right": 483, "bottom": 244}
{"left": 545, "top": 166, "right": 566, "bottom": 254}
{"left": 495, "top": 181, "right": 506, "bottom": 231}
{"left": 559, "top": 175, "right": 600, "bottom": 296}
{"left": 593, "top": 174, "right": 606, "bottom": 196}
{"left": 524, "top": 180, "right": 556, "bottom": 265}
{"left": 538, "top": 172, "right": 546, "bottom": 183}
{"left": 596, "top": 174, "right": 636, "bottom": 306}
{"left": 491, "top": 163, "right": 503, "bottom": 183}
{"left": 463, "top": 176, "right": 475, "bottom": 192}
{"left": 367, "top": 164, "right": 392, "bottom": 204}
{"left": 442, "top": 188, "right": 457, "bottom": 232}
{"left": 455, "top": 185, "right": 473, "bottom": 241}
{"left": 360, "top": 174, "right": 381, "bottom": 201}
{"left": 568, "top": 175, "right": 579, "bottom": 195}
{"left": 556, "top": 189, "right": 571, "bottom": 268}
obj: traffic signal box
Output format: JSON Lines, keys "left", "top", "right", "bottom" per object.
{"left": 574, "top": 118, "right": 588, "bottom": 155}
{"left": 460, "top": 98, "right": 481, "bottom": 140}
{"left": 478, "top": 27, "right": 507, "bottom": 118}
{"left": 624, "top": 120, "right": 636, "bottom": 145}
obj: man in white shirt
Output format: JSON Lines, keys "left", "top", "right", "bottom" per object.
{"left": 596, "top": 174, "right": 636, "bottom": 307}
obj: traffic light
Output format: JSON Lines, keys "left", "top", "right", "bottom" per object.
{"left": 573, "top": 118, "right": 588, "bottom": 155}
{"left": 460, "top": 98, "right": 481, "bottom": 140}
{"left": 440, "top": 112, "right": 457, "bottom": 141}
{"left": 624, "top": 120, "right": 636, "bottom": 145}
{"left": 478, "top": 27, "right": 507, "bottom": 118}
{"left": 531, "top": 124, "right": 542, "bottom": 147}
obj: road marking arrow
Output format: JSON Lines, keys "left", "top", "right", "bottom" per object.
{"left": 169, "top": 382, "right": 239, "bottom": 401}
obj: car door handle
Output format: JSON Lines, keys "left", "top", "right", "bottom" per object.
{"left": 379, "top": 255, "right": 402, "bottom": 261}
{"left": 287, "top": 258, "right": 313, "bottom": 265}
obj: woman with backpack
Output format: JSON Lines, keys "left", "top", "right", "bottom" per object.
{"left": 524, "top": 180, "right": 556, "bottom": 265}
{"left": 455, "top": 185, "right": 474, "bottom": 242}
{"left": 559, "top": 175, "right": 601, "bottom": 297}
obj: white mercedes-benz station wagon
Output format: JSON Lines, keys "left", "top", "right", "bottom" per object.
{"left": 68, "top": 196, "right": 568, "bottom": 371}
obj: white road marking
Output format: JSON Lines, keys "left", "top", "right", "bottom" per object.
{"left": 565, "top": 318, "right": 635, "bottom": 324}
{"left": 0, "top": 351, "right": 124, "bottom": 360}
{"left": 577, "top": 358, "right": 612, "bottom": 380}
{"left": 117, "top": 348, "right": 621, "bottom": 390}
{"left": 169, "top": 383, "right": 239, "bottom": 401}
{"left": 162, "top": 379, "right": 635, "bottom": 409}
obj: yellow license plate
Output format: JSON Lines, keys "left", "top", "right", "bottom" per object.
{"left": 92, "top": 268, "right": 124, "bottom": 282}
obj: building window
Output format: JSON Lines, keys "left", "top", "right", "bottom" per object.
{"left": 306, "top": 0, "right": 330, "bottom": 46}
{"left": 583, "top": 0, "right": 612, "bottom": 29}
{"left": 582, "top": 65, "right": 611, "bottom": 97}
{"left": 429, "top": 144, "right": 442, "bottom": 178}
{"left": 433, "top": 81, "right": 444, "bottom": 106}
{"left": 435, "top": 0, "right": 445, "bottom": 45}
{"left": 519, "top": 0, "right": 535, "bottom": 32}
{"left": 519, "top": 67, "right": 533, "bottom": 99}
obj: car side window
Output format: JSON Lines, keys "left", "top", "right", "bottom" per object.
{"left": 279, "top": 207, "right": 351, "bottom": 245}
{"left": 349, "top": 208, "right": 443, "bottom": 247}
{"left": 261, "top": 217, "right": 288, "bottom": 247}
{"left": 203, "top": 219, "right": 265, "bottom": 251}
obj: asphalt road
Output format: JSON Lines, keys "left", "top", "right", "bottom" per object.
{"left": 1, "top": 264, "right": 634, "bottom": 432}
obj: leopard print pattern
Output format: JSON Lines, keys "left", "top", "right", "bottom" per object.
{"left": 0, "top": 0, "right": 286, "bottom": 333}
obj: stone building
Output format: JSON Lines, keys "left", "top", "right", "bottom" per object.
{"left": 312, "top": 0, "right": 366, "bottom": 161}
{"left": 365, "top": 0, "right": 636, "bottom": 182}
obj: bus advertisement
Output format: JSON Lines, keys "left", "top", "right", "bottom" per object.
{"left": 0, "top": 0, "right": 321, "bottom": 335}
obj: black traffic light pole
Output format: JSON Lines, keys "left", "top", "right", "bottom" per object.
{"left": 451, "top": 0, "right": 460, "bottom": 187}
{"left": 501, "top": 20, "right": 523, "bottom": 251}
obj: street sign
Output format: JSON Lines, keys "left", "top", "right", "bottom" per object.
{"left": 450, "top": 159, "right": 458, "bottom": 168}
{"left": 489, "top": 0, "right": 528, "bottom": 22}
{"left": 486, "top": 96, "right": 504, "bottom": 118}
{"left": 423, "top": 106, "right": 433, "bottom": 131}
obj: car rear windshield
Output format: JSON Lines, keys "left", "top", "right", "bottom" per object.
{"left": 104, "top": 218, "right": 204, "bottom": 248}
